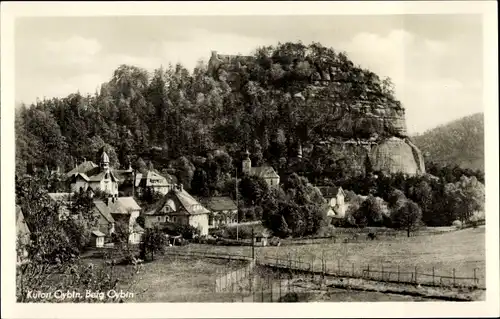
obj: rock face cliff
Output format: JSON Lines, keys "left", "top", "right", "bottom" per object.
{"left": 369, "top": 137, "right": 425, "bottom": 175}
{"left": 208, "top": 50, "right": 425, "bottom": 176}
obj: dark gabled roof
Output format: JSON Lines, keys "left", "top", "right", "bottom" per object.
{"left": 114, "top": 169, "right": 134, "bottom": 184}
{"left": 250, "top": 166, "right": 279, "bottom": 179}
{"left": 87, "top": 169, "right": 120, "bottom": 182}
{"left": 93, "top": 197, "right": 141, "bottom": 222}
{"left": 91, "top": 230, "right": 106, "bottom": 237}
{"left": 317, "top": 186, "right": 344, "bottom": 198}
{"left": 150, "top": 189, "right": 209, "bottom": 216}
{"left": 68, "top": 172, "right": 90, "bottom": 182}
{"left": 133, "top": 170, "right": 176, "bottom": 188}
{"left": 65, "top": 161, "right": 98, "bottom": 178}
{"left": 199, "top": 196, "right": 237, "bottom": 212}
{"left": 93, "top": 200, "right": 115, "bottom": 223}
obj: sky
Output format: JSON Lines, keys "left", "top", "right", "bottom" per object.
{"left": 15, "top": 15, "right": 483, "bottom": 134}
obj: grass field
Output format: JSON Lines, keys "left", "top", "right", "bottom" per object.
{"left": 170, "top": 226, "right": 486, "bottom": 287}
{"left": 115, "top": 256, "right": 247, "bottom": 302}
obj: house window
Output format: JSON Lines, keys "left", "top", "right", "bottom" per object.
{"left": 209, "top": 214, "right": 214, "bottom": 226}
{"left": 172, "top": 216, "right": 177, "bottom": 223}
{"left": 157, "top": 216, "right": 161, "bottom": 221}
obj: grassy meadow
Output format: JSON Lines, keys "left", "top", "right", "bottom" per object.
{"left": 116, "top": 255, "right": 247, "bottom": 302}
{"left": 170, "top": 226, "right": 486, "bottom": 287}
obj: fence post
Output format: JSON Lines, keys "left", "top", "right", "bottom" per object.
{"left": 279, "top": 271, "right": 282, "bottom": 300}
{"left": 474, "top": 268, "right": 477, "bottom": 286}
{"left": 338, "top": 260, "right": 341, "bottom": 275}
{"left": 397, "top": 265, "right": 400, "bottom": 283}
{"left": 453, "top": 268, "right": 456, "bottom": 286}
{"left": 432, "top": 267, "right": 435, "bottom": 286}
{"left": 415, "top": 266, "right": 418, "bottom": 284}
{"left": 367, "top": 264, "right": 370, "bottom": 279}
{"left": 381, "top": 265, "right": 384, "bottom": 281}
{"left": 352, "top": 263, "right": 354, "bottom": 277}
{"left": 261, "top": 280, "right": 264, "bottom": 302}
{"left": 311, "top": 256, "right": 314, "bottom": 279}
{"left": 270, "top": 277, "right": 273, "bottom": 302}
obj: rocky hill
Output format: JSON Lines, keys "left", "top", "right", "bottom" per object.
{"left": 413, "top": 113, "right": 484, "bottom": 171}
{"left": 208, "top": 44, "right": 425, "bottom": 176}
{"left": 16, "top": 42, "right": 425, "bottom": 179}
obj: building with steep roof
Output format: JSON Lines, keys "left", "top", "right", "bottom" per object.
{"left": 316, "top": 186, "right": 346, "bottom": 218}
{"left": 65, "top": 151, "right": 120, "bottom": 196}
{"left": 199, "top": 196, "right": 238, "bottom": 229}
{"left": 242, "top": 150, "right": 280, "bottom": 188}
{"left": 145, "top": 184, "right": 210, "bottom": 235}
{"left": 93, "top": 196, "right": 142, "bottom": 243}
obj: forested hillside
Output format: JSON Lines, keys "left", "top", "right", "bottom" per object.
{"left": 413, "top": 113, "right": 484, "bottom": 171}
{"left": 15, "top": 41, "right": 406, "bottom": 181}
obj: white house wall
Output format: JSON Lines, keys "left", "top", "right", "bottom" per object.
{"left": 189, "top": 214, "right": 209, "bottom": 236}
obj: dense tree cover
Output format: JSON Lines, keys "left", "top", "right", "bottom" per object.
{"left": 443, "top": 175, "right": 485, "bottom": 224}
{"left": 16, "top": 42, "right": 403, "bottom": 183}
{"left": 140, "top": 226, "right": 168, "bottom": 261}
{"left": 15, "top": 41, "right": 485, "bottom": 234}
{"left": 261, "top": 174, "right": 327, "bottom": 238}
{"left": 413, "top": 113, "right": 484, "bottom": 171}
{"left": 16, "top": 174, "right": 140, "bottom": 302}
{"left": 333, "top": 170, "right": 485, "bottom": 228}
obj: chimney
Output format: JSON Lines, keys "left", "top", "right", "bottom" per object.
{"left": 107, "top": 197, "right": 112, "bottom": 206}
{"left": 83, "top": 157, "right": 86, "bottom": 163}
{"left": 211, "top": 50, "right": 218, "bottom": 58}
{"left": 179, "top": 184, "right": 183, "bottom": 192}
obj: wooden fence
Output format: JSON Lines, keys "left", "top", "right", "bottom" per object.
{"left": 259, "top": 256, "right": 482, "bottom": 289}
{"left": 165, "top": 250, "right": 483, "bottom": 290}
{"left": 215, "top": 260, "right": 255, "bottom": 292}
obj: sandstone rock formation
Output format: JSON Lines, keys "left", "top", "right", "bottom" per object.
{"left": 369, "top": 137, "right": 425, "bottom": 175}
{"left": 208, "top": 50, "right": 425, "bottom": 176}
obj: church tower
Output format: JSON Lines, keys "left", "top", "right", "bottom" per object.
{"left": 100, "top": 151, "right": 110, "bottom": 173}
{"left": 242, "top": 150, "right": 252, "bottom": 175}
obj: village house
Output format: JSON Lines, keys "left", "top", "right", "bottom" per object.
{"left": 317, "top": 186, "right": 346, "bottom": 218}
{"left": 92, "top": 199, "right": 116, "bottom": 236}
{"left": 65, "top": 151, "right": 119, "bottom": 197}
{"left": 145, "top": 184, "right": 210, "bottom": 236}
{"left": 111, "top": 165, "right": 176, "bottom": 198}
{"left": 90, "top": 230, "right": 106, "bottom": 248}
{"left": 93, "top": 196, "right": 144, "bottom": 244}
{"left": 199, "top": 196, "right": 238, "bottom": 229}
{"left": 134, "top": 170, "right": 176, "bottom": 196}
{"left": 242, "top": 150, "right": 280, "bottom": 188}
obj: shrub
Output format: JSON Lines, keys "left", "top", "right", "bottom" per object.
{"left": 170, "top": 223, "right": 200, "bottom": 240}
{"left": 317, "top": 225, "right": 336, "bottom": 237}
{"left": 452, "top": 220, "right": 462, "bottom": 229}
{"left": 215, "top": 225, "right": 254, "bottom": 240}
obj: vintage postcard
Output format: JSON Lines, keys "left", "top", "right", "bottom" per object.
{"left": 1, "top": 1, "right": 498, "bottom": 318}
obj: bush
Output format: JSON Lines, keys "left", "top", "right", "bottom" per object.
{"left": 165, "top": 223, "right": 200, "bottom": 240}
{"left": 317, "top": 225, "right": 336, "bottom": 237}
{"left": 452, "top": 220, "right": 462, "bottom": 229}
{"left": 213, "top": 225, "right": 254, "bottom": 240}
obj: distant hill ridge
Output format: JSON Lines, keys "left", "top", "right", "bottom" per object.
{"left": 412, "top": 113, "right": 484, "bottom": 171}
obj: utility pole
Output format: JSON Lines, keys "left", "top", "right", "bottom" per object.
{"left": 236, "top": 167, "right": 239, "bottom": 241}
{"left": 132, "top": 169, "right": 135, "bottom": 198}
{"left": 251, "top": 227, "right": 255, "bottom": 260}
